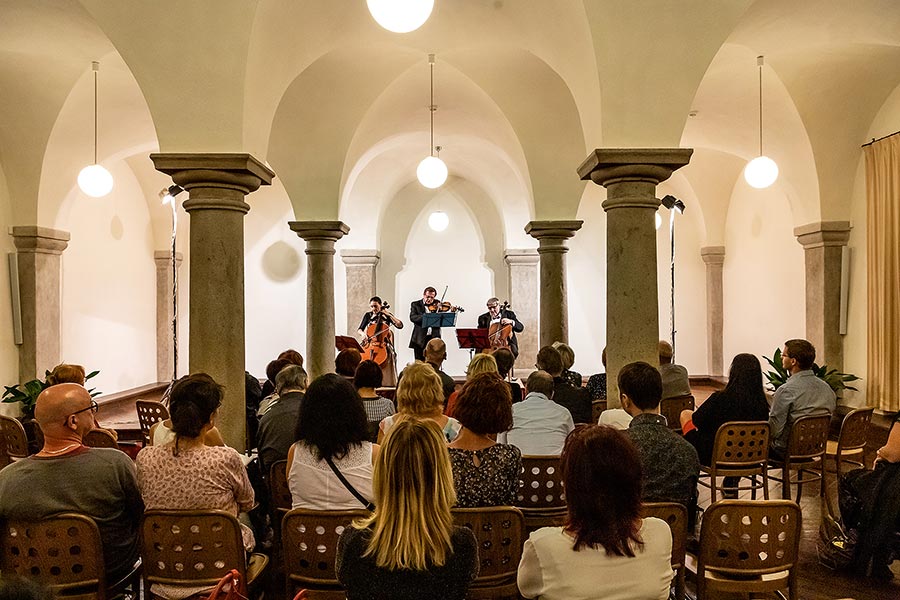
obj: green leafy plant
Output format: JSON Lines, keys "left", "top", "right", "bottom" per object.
{"left": 2, "top": 370, "right": 100, "bottom": 419}
{"left": 763, "top": 348, "right": 860, "bottom": 394}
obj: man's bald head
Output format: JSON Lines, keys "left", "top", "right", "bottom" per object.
{"left": 34, "top": 383, "right": 92, "bottom": 428}
{"left": 424, "top": 338, "right": 447, "bottom": 363}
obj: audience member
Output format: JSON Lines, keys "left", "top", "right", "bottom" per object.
{"left": 0, "top": 384, "right": 142, "bottom": 585}
{"left": 552, "top": 341, "right": 582, "bottom": 388}
{"left": 257, "top": 364, "right": 307, "bottom": 472}
{"left": 424, "top": 338, "right": 457, "bottom": 403}
{"left": 354, "top": 359, "right": 396, "bottom": 442}
{"left": 448, "top": 372, "right": 521, "bottom": 507}
{"left": 259, "top": 357, "right": 293, "bottom": 414}
{"left": 658, "top": 340, "right": 691, "bottom": 400}
{"left": 499, "top": 370, "right": 574, "bottom": 455}
{"left": 492, "top": 347, "right": 523, "bottom": 402}
{"left": 517, "top": 425, "right": 673, "bottom": 600}
{"left": 336, "top": 348, "right": 363, "bottom": 379}
{"left": 45, "top": 362, "right": 117, "bottom": 440}
{"left": 279, "top": 348, "right": 304, "bottom": 367}
{"left": 769, "top": 338, "right": 836, "bottom": 459}
{"left": 445, "top": 353, "right": 498, "bottom": 416}
{"left": 287, "top": 374, "right": 376, "bottom": 510}
{"left": 598, "top": 405, "right": 633, "bottom": 429}
{"left": 536, "top": 346, "right": 591, "bottom": 423}
{"left": 379, "top": 362, "right": 461, "bottom": 443}
{"left": 586, "top": 346, "right": 608, "bottom": 401}
{"left": 337, "top": 419, "right": 479, "bottom": 600}
{"left": 620, "top": 362, "right": 699, "bottom": 510}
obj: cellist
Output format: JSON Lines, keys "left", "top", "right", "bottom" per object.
{"left": 477, "top": 297, "right": 525, "bottom": 359}
{"left": 357, "top": 296, "right": 404, "bottom": 386}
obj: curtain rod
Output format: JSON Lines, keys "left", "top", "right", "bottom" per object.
{"left": 861, "top": 129, "right": 900, "bottom": 148}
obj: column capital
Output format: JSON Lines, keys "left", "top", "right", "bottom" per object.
{"left": 154, "top": 250, "right": 184, "bottom": 265}
{"left": 793, "top": 221, "right": 851, "bottom": 249}
{"left": 700, "top": 246, "right": 726, "bottom": 265}
{"left": 525, "top": 221, "right": 583, "bottom": 255}
{"left": 504, "top": 248, "right": 540, "bottom": 266}
{"left": 291, "top": 221, "right": 350, "bottom": 256}
{"left": 11, "top": 226, "right": 70, "bottom": 254}
{"left": 340, "top": 249, "right": 380, "bottom": 266}
{"left": 578, "top": 148, "right": 694, "bottom": 186}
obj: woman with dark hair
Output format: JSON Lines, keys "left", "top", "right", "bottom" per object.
{"left": 287, "top": 373, "right": 378, "bottom": 510}
{"left": 679, "top": 353, "right": 770, "bottom": 466}
{"left": 354, "top": 359, "right": 396, "bottom": 441}
{"left": 448, "top": 372, "right": 521, "bottom": 507}
{"left": 517, "top": 425, "right": 673, "bottom": 600}
{"left": 492, "top": 347, "right": 523, "bottom": 403}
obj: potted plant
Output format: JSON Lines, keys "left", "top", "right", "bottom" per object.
{"left": 763, "top": 348, "right": 860, "bottom": 394}
{"left": 3, "top": 369, "right": 100, "bottom": 419}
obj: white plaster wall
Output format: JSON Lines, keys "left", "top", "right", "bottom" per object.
{"left": 57, "top": 164, "right": 156, "bottom": 394}
{"left": 0, "top": 163, "right": 20, "bottom": 415}
{"left": 722, "top": 181, "right": 805, "bottom": 370}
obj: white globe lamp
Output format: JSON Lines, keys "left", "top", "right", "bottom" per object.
{"left": 78, "top": 164, "right": 114, "bottom": 198}
{"left": 367, "top": 0, "right": 434, "bottom": 33}
{"left": 743, "top": 156, "right": 779, "bottom": 189}
{"left": 417, "top": 155, "right": 448, "bottom": 189}
{"left": 428, "top": 210, "right": 449, "bottom": 232}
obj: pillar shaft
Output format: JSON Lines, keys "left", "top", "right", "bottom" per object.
{"left": 341, "top": 250, "right": 379, "bottom": 335}
{"left": 505, "top": 249, "right": 540, "bottom": 365}
{"left": 701, "top": 246, "right": 725, "bottom": 377}
{"left": 154, "top": 250, "right": 183, "bottom": 383}
{"left": 291, "top": 221, "right": 350, "bottom": 381}
{"left": 525, "top": 222, "right": 582, "bottom": 347}
{"left": 579, "top": 148, "right": 692, "bottom": 405}
{"left": 11, "top": 226, "right": 70, "bottom": 382}
{"left": 794, "top": 221, "right": 851, "bottom": 371}
{"left": 151, "top": 153, "right": 274, "bottom": 450}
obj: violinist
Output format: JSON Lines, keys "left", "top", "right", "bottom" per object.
{"left": 477, "top": 297, "right": 525, "bottom": 358}
{"left": 409, "top": 286, "right": 441, "bottom": 361}
{"left": 357, "top": 296, "right": 403, "bottom": 386}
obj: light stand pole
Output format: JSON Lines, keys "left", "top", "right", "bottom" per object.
{"left": 160, "top": 185, "right": 185, "bottom": 381}
{"left": 660, "top": 195, "right": 685, "bottom": 358}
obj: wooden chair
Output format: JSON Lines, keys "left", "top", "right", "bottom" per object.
{"left": 0, "top": 414, "right": 30, "bottom": 468}
{"left": 135, "top": 400, "right": 169, "bottom": 446}
{"left": 826, "top": 407, "right": 873, "bottom": 478}
{"left": 141, "top": 509, "right": 268, "bottom": 600}
{"left": 768, "top": 413, "right": 830, "bottom": 501}
{"left": 660, "top": 394, "right": 695, "bottom": 431}
{"left": 83, "top": 429, "right": 119, "bottom": 449}
{"left": 643, "top": 502, "right": 688, "bottom": 600}
{"left": 698, "top": 421, "right": 770, "bottom": 503}
{"left": 591, "top": 399, "right": 607, "bottom": 423}
{"left": 1, "top": 512, "right": 139, "bottom": 600}
{"left": 269, "top": 459, "right": 293, "bottom": 536}
{"left": 282, "top": 508, "right": 369, "bottom": 599}
{"left": 452, "top": 507, "right": 526, "bottom": 600}
{"left": 516, "top": 456, "right": 566, "bottom": 532}
{"left": 691, "top": 500, "right": 801, "bottom": 600}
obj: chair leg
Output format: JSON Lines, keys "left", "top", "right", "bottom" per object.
{"left": 762, "top": 467, "right": 770, "bottom": 500}
{"left": 781, "top": 463, "right": 791, "bottom": 500}
{"left": 819, "top": 461, "right": 826, "bottom": 497}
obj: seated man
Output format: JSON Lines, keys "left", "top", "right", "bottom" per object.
{"left": 769, "top": 338, "right": 836, "bottom": 460}
{"left": 620, "top": 362, "right": 699, "bottom": 509}
{"left": 658, "top": 340, "right": 691, "bottom": 400}
{"left": 499, "top": 370, "right": 574, "bottom": 455}
{"left": 535, "top": 345, "right": 591, "bottom": 423}
{"left": 0, "top": 383, "right": 143, "bottom": 584}
{"left": 424, "top": 338, "right": 457, "bottom": 403}
{"left": 257, "top": 364, "right": 307, "bottom": 473}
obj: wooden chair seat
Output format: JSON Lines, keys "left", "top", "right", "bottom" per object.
{"left": 135, "top": 400, "right": 169, "bottom": 446}
{"left": 453, "top": 506, "right": 525, "bottom": 600}
{"left": 698, "top": 421, "right": 770, "bottom": 503}
{"left": 660, "top": 395, "right": 694, "bottom": 431}
{"left": 83, "top": 429, "right": 119, "bottom": 449}
{"left": 825, "top": 407, "right": 873, "bottom": 477}
{"left": 643, "top": 502, "right": 688, "bottom": 600}
{"left": 768, "top": 413, "right": 830, "bottom": 501}
{"left": 0, "top": 414, "right": 30, "bottom": 468}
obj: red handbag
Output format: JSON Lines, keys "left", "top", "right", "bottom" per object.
{"left": 201, "top": 569, "right": 246, "bottom": 600}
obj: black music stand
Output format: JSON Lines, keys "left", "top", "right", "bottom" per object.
{"left": 422, "top": 311, "right": 458, "bottom": 329}
{"left": 456, "top": 328, "right": 490, "bottom": 361}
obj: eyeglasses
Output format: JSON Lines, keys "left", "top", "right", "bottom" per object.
{"left": 66, "top": 400, "right": 99, "bottom": 422}
{"left": 488, "top": 304, "right": 499, "bottom": 310}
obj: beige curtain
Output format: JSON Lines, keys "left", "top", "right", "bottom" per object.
{"left": 865, "top": 134, "right": 900, "bottom": 412}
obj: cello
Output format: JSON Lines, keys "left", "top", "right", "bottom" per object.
{"left": 361, "top": 302, "right": 395, "bottom": 366}
{"left": 488, "top": 300, "right": 513, "bottom": 350}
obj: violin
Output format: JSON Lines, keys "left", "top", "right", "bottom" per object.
{"left": 426, "top": 301, "right": 465, "bottom": 313}
{"left": 361, "top": 302, "right": 396, "bottom": 366}
{"left": 488, "top": 301, "right": 512, "bottom": 350}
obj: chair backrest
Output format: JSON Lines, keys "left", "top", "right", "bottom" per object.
{"left": 141, "top": 509, "right": 247, "bottom": 594}
{"left": 660, "top": 395, "right": 695, "bottom": 430}
{"left": 1, "top": 513, "right": 107, "bottom": 599}
{"left": 135, "top": 400, "right": 169, "bottom": 446}
{"left": 643, "top": 502, "right": 688, "bottom": 571}
{"left": 282, "top": 509, "right": 369, "bottom": 591}
{"left": 591, "top": 400, "right": 607, "bottom": 424}
{"left": 786, "top": 413, "right": 830, "bottom": 461}
{"left": 517, "top": 456, "right": 565, "bottom": 509}
{"left": 83, "top": 429, "right": 118, "bottom": 449}
{"left": 710, "top": 421, "right": 770, "bottom": 468}
{"left": 269, "top": 459, "right": 293, "bottom": 512}
{"left": 837, "top": 407, "right": 874, "bottom": 453}
{"left": 698, "top": 500, "right": 801, "bottom": 576}
{"left": 0, "top": 414, "right": 30, "bottom": 461}
{"left": 452, "top": 507, "right": 525, "bottom": 586}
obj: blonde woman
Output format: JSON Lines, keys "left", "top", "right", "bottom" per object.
{"left": 337, "top": 419, "right": 479, "bottom": 599}
{"left": 552, "top": 342, "right": 582, "bottom": 388}
{"left": 445, "top": 352, "right": 499, "bottom": 417}
{"left": 378, "top": 362, "right": 461, "bottom": 443}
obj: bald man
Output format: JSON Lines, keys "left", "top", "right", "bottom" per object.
{"left": 424, "top": 338, "right": 456, "bottom": 403}
{"left": 0, "top": 384, "right": 143, "bottom": 584}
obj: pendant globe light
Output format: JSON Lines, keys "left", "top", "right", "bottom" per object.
{"left": 367, "top": 0, "right": 434, "bottom": 33}
{"left": 744, "top": 55, "right": 779, "bottom": 189}
{"left": 416, "top": 54, "right": 448, "bottom": 189}
{"left": 77, "top": 61, "right": 113, "bottom": 198}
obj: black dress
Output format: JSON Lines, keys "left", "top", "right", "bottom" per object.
{"left": 685, "top": 390, "right": 769, "bottom": 465}
{"left": 448, "top": 444, "right": 522, "bottom": 507}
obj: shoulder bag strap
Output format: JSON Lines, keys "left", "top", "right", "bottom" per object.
{"left": 324, "top": 455, "right": 375, "bottom": 511}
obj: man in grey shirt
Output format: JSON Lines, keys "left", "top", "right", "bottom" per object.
{"left": 499, "top": 370, "right": 574, "bottom": 455}
{"left": 658, "top": 340, "right": 691, "bottom": 399}
{"left": 769, "top": 339, "right": 836, "bottom": 459}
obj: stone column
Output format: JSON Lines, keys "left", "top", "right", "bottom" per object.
{"left": 151, "top": 153, "right": 274, "bottom": 450}
{"left": 154, "top": 250, "right": 183, "bottom": 383}
{"left": 341, "top": 249, "right": 379, "bottom": 335}
{"left": 794, "top": 221, "right": 851, "bottom": 371}
{"left": 11, "top": 226, "right": 70, "bottom": 381}
{"left": 524, "top": 221, "right": 582, "bottom": 347}
{"left": 290, "top": 221, "right": 350, "bottom": 381}
{"left": 505, "top": 249, "right": 540, "bottom": 367}
{"left": 701, "top": 246, "right": 725, "bottom": 377}
{"left": 579, "top": 148, "right": 693, "bottom": 405}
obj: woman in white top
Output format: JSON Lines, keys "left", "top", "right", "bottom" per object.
{"left": 378, "top": 361, "right": 461, "bottom": 444}
{"left": 287, "top": 373, "right": 379, "bottom": 510}
{"left": 517, "top": 425, "right": 673, "bottom": 600}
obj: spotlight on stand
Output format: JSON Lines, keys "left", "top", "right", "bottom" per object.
{"left": 159, "top": 184, "right": 184, "bottom": 205}
{"left": 660, "top": 194, "right": 685, "bottom": 213}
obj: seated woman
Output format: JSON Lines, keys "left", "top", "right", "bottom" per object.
{"left": 337, "top": 419, "right": 479, "bottom": 600}
{"left": 354, "top": 359, "right": 396, "bottom": 442}
{"left": 552, "top": 342, "right": 582, "bottom": 388}
{"left": 517, "top": 425, "right": 673, "bottom": 600}
{"left": 379, "top": 362, "right": 461, "bottom": 443}
{"left": 445, "top": 353, "right": 498, "bottom": 416}
{"left": 448, "top": 372, "right": 521, "bottom": 507}
{"left": 287, "top": 373, "right": 377, "bottom": 510}
{"left": 679, "top": 353, "right": 769, "bottom": 466}
{"left": 492, "top": 347, "right": 523, "bottom": 403}
{"left": 586, "top": 347, "right": 608, "bottom": 402}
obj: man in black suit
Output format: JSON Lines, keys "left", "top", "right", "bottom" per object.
{"left": 409, "top": 286, "right": 440, "bottom": 361}
{"left": 476, "top": 297, "right": 525, "bottom": 358}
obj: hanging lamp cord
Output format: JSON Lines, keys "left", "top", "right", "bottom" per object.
{"left": 429, "top": 55, "right": 435, "bottom": 156}
{"left": 758, "top": 56, "right": 763, "bottom": 157}
{"left": 93, "top": 62, "right": 99, "bottom": 164}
